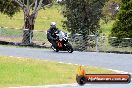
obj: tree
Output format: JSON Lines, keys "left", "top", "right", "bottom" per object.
{"left": 0, "top": 0, "right": 20, "bottom": 17}
{"left": 109, "top": 0, "right": 132, "bottom": 46}
{"left": 0, "top": 0, "right": 52, "bottom": 45}
{"left": 102, "top": 0, "right": 121, "bottom": 23}
{"left": 63, "top": 0, "right": 106, "bottom": 50}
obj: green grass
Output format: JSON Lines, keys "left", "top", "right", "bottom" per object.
{"left": 100, "top": 20, "right": 115, "bottom": 36}
{"left": 0, "top": 56, "right": 116, "bottom": 88}
{"left": 0, "top": 28, "right": 22, "bottom": 36}
{"left": 0, "top": 4, "right": 65, "bottom": 31}
{"left": 0, "top": 28, "right": 48, "bottom": 43}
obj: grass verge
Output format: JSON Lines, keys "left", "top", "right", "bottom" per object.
{"left": 0, "top": 56, "right": 116, "bottom": 88}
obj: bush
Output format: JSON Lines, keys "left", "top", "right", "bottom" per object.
{"left": 109, "top": 0, "right": 132, "bottom": 47}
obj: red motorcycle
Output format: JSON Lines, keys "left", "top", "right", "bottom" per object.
{"left": 51, "top": 31, "right": 73, "bottom": 53}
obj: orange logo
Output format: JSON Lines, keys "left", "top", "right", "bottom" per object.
{"left": 57, "top": 42, "right": 62, "bottom": 47}
{"left": 77, "top": 66, "right": 86, "bottom": 76}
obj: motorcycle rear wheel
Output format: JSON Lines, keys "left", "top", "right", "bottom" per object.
{"left": 51, "top": 45, "right": 59, "bottom": 52}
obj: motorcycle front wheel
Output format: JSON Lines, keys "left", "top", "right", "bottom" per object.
{"left": 66, "top": 42, "right": 73, "bottom": 53}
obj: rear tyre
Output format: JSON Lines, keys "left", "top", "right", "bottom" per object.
{"left": 51, "top": 45, "right": 56, "bottom": 51}
{"left": 51, "top": 45, "right": 59, "bottom": 52}
{"left": 56, "top": 48, "right": 59, "bottom": 52}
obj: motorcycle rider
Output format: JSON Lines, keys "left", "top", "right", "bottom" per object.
{"left": 47, "top": 22, "right": 60, "bottom": 49}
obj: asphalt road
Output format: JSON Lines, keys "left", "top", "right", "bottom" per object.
{"left": 0, "top": 46, "right": 132, "bottom": 88}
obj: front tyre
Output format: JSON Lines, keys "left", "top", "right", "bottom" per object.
{"left": 66, "top": 42, "right": 73, "bottom": 53}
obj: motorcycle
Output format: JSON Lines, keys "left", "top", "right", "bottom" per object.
{"left": 51, "top": 31, "right": 73, "bottom": 53}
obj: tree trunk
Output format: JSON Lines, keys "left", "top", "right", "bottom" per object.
{"left": 22, "top": 13, "right": 35, "bottom": 45}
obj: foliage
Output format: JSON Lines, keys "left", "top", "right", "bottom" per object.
{"left": 102, "top": 0, "right": 121, "bottom": 23}
{"left": 109, "top": 0, "right": 132, "bottom": 47}
{"left": 110, "top": 0, "right": 132, "bottom": 38}
{"left": 63, "top": 0, "right": 106, "bottom": 35}
{"left": 62, "top": 0, "right": 106, "bottom": 50}
{"left": 0, "top": 0, "right": 52, "bottom": 17}
{"left": 0, "top": 0, "right": 20, "bottom": 17}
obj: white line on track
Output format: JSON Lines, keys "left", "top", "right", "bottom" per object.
{"left": 9, "top": 83, "right": 78, "bottom": 88}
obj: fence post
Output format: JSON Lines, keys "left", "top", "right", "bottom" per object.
{"left": 29, "top": 30, "right": 33, "bottom": 43}
{"left": 95, "top": 33, "right": 99, "bottom": 52}
{"left": 23, "top": 29, "right": 30, "bottom": 44}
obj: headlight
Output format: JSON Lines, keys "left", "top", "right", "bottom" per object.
{"left": 59, "top": 39, "right": 63, "bottom": 41}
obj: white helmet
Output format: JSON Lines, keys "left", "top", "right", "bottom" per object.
{"left": 51, "top": 22, "right": 56, "bottom": 26}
